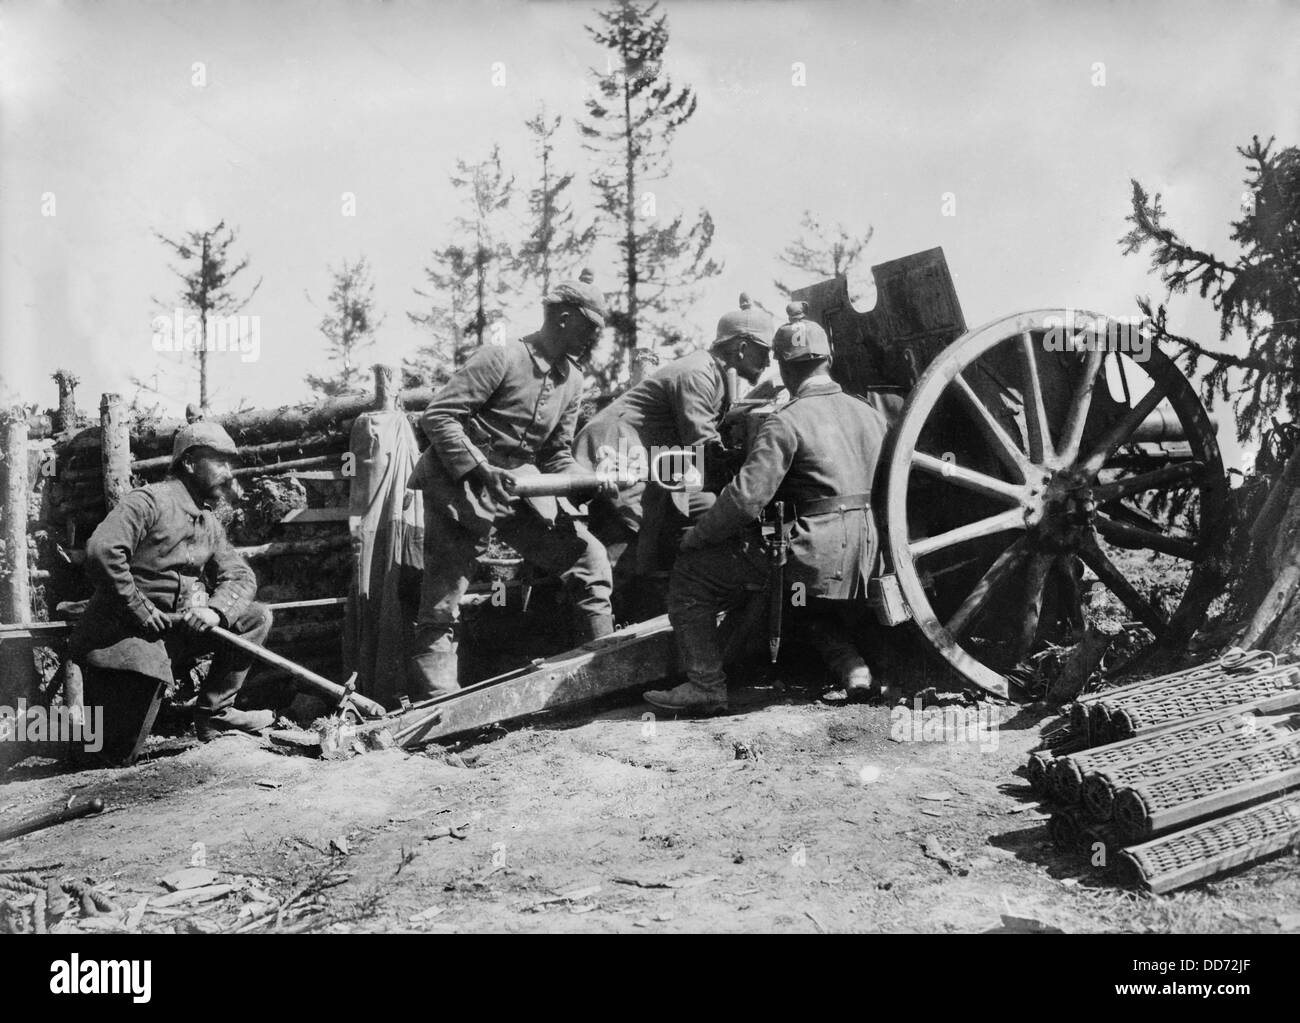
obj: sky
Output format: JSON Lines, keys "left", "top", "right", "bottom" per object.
{"left": 1, "top": 0, "right": 1297, "bottom": 468}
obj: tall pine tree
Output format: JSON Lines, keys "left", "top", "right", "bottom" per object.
{"left": 518, "top": 106, "right": 596, "bottom": 297}
{"left": 152, "top": 220, "right": 261, "bottom": 411}
{"left": 305, "top": 256, "right": 384, "bottom": 397}
{"left": 580, "top": 0, "right": 721, "bottom": 388}
{"left": 408, "top": 145, "right": 518, "bottom": 386}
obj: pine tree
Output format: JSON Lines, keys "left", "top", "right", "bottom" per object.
{"left": 518, "top": 106, "right": 596, "bottom": 297}
{"left": 453, "top": 145, "right": 518, "bottom": 350}
{"left": 408, "top": 146, "right": 518, "bottom": 387}
{"left": 304, "top": 256, "right": 384, "bottom": 397}
{"left": 774, "top": 210, "right": 875, "bottom": 298}
{"left": 1122, "top": 136, "right": 1300, "bottom": 654}
{"left": 153, "top": 220, "right": 262, "bottom": 411}
{"left": 406, "top": 243, "right": 472, "bottom": 389}
{"left": 580, "top": 0, "right": 721, "bottom": 388}
{"left": 1121, "top": 136, "right": 1300, "bottom": 442}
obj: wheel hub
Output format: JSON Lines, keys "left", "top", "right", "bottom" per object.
{"left": 1030, "top": 468, "right": 1095, "bottom": 551}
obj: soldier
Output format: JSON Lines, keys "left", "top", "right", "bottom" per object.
{"left": 644, "top": 303, "right": 890, "bottom": 714}
{"left": 407, "top": 274, "right": 616, "bottom": 698}
{"left": 69, "top": 423, "right": 275, "bottom": 754}
{"left": 573, "top": 294, "right": 775, "bottom": 619}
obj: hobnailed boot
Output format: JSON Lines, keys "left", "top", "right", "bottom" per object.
{"left": 407, "top": 650, "right": 460, "bottom": 702}
{"left": 843, "top": 665, "right": 876, "bottom": 703}
{"left": 642, "top": 679, "right": 728, "bottom": 715}
{"left": 645, "top": 613, "right": 729, "bottom": 715}
{"left": 194, "top": 707, "right": 275, "bottom": 742}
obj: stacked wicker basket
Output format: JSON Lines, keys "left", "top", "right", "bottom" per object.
{"left": 1025, "top": 650, "right": 1300, "bottom": 894}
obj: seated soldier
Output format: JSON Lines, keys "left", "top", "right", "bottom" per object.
{"left": 573, "top": 294, "right": 775, "bottom": 620}
{"left": 644, "top": 303, "right": 890, "bottom": 713}
{"left": 69, "top": 422, "right": 274, "bottom": 760}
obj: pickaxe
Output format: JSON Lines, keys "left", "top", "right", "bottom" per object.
{"left": 175, "top": 617, "right": 387, "bottom": 720}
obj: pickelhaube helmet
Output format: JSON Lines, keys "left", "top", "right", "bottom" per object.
{"left": 772, "top": 302, "right": 831, "bottom": 362}
{"left": 714, "top": 293, "right": 774, "bottom": 347}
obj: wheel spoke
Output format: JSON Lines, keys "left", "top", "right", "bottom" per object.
{"left": 912, "top": 451, "right": 1026, "bottom": 505}
{"left": 945, "top": 536, "right": 1029, "bottom": 636}
{"left": 1080, "top": 378, "right": 1170, "bottom": 474}
{"left": 1094, "top": 513, "right": 1199, "bottom": 560}
{"left": 951, "top": 373, "right": 1033, "bottom": 482}
{"left": 1012, "top": 552, "right": 1054, "bottom": 659}
{"left": 1018, "top": 332, "right": 1055, "bottom": 466}
{"left": 1092, "top": 461, "right": 1206, "bottom": 502}
{"left": 1057, "top": 345, "right": 1106, "bottom": 465}
{"left": 1078, "top": 537, "right": 1169, "bottom": 635}
{"left": 909, "top": 507, "right": 1026, "bottom": 559}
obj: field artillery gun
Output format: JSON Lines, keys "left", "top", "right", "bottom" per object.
{"left": 779, "top": 247, "right": 1227, "bottom": 698}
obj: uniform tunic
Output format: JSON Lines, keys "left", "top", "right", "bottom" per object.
{"left": 69, "top": 477, "right": 270, "bottom": 712}
{"left": 410, "top": 339, "right": 611, "bottom": 644}
{"left": 667, "top": 375, "right": 888, "bottom": 691}
{"left": 574, "top": 348, "right": 730, "bottom": 587}
{"left": 692, "top": 377, "right": 888, "bottom": 599}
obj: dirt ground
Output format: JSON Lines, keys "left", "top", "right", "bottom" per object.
{"left": 4, "top": 675, "right": 1299, "bottom": 934}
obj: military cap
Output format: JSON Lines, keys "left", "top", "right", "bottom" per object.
{"left": 171, "top": 421, "right": 239, "bottom": 467}
{"left": 544, "top": 268, "right": 608, "bottom": 329}
{"left": 772, "top": 302, "right": 831, "bottom": 362}
{"left": 714, "top": 292, "right": 775, "bottom": 347}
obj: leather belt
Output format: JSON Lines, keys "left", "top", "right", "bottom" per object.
{"left": 793, "top": 492, "right": 872, "bottom": 517}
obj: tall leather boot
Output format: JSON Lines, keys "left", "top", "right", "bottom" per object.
{"left": 407, "top": 626, "right": 460, "bottom": 701}
{"left": 576, "top": 613, "right": 615, "bottom": 646}
{"left": 643, "top": 613, "right": 728, "bottom": 715}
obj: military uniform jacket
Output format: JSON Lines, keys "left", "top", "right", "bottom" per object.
{"left": 693, "top": 378, "right": 889, "bottom": 599}
{"left": 573, "top": 348, "right": 727, "bottom": 529}
{"left": 69, "top": 477, "right": 258, "bottom": 682}
{"left": 410, "top": 340, "right": 582, "bottom": 534}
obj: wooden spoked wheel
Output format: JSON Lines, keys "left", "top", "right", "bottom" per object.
{"left": 884, "top": 310, "right": 1228, "bottom": 698}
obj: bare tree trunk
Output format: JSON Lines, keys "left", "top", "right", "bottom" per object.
{"left": 1, "top": 416, "right": 35, "bottom": 700}
{"left": 99, "top": 393, "right": 131, "bottom": 511}
{"left": 622, "top": 70, "right": 638, "bottom": 354}
{"left": 53, "top": 371, "right": 79, "bottom": 433}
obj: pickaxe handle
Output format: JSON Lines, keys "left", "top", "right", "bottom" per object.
{"left": 0, "top": 797, "right": 104, "bottom": 844}
{"left": 206, "top": 624, "right": 387, "bottom": 719}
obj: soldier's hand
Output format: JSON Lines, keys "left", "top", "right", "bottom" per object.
{"left": 141, "top": 606, "right": 172, "bottom": 637}
{"left": 471, "top": 464, "right": 516, "bottom": 510}
{"left": 679, "top": 526, "right": 705, "bottom": 552}
{"left": 181, "top": 607, "right": 221, "bottom": 633}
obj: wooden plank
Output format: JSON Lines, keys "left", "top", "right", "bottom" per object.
{"left": 280, "top": 507, "right": 349, "bottom": 524}
{"left": 392, "top": 615, "right": 679, "bottom": 747}
{"left": 283, "top": 470, "right": 347, "bottom": 481}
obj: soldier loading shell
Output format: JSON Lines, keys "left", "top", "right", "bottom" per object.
{"left": 406, "top": 273, "right": 617, "bottom": 700}
{"left": 573, "top": 293, "right": 776, "bottom": 621}
{"left": 643, "top": 303, "right": 890, "bottom": 714}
